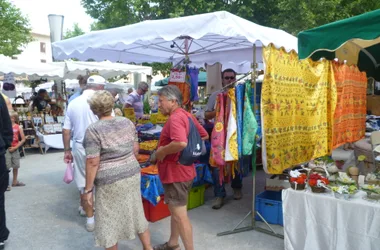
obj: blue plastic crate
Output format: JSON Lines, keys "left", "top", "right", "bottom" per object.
{"left": 255, "top": 191, "right": 283, "bottom": 226}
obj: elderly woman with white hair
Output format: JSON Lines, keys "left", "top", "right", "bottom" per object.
{"left": 82, "top": 90, "right": 153, "bottom": 250}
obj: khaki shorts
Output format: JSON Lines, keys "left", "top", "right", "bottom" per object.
{"left": 5, "top": 150, "right": 20, "bottom": 170}
{"left": 163, "top": 180, "right": 193, "bottom": 207}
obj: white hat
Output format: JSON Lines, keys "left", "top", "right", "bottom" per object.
{"left": 87, "top": 75, "right": 107, "bottom": 85}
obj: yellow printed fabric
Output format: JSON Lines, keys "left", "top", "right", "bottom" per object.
{"left": 225, "top": 88, "right": 238, "bottom": 162}
{"left": 262, "top": 45, "right": 337, "bottom": 174}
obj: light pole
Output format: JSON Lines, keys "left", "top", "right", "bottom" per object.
{"left": 48, "top": 14, "right": 64, "bottom": 100}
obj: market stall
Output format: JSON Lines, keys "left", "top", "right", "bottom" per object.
{"left": 52, "top": 10, "right": 297, "bottom": 237}
{"left": 268, "top": 9, "right": 380, "bottom": 250}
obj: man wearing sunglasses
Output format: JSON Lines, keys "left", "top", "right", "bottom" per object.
{"left": 204, "top": 68, "right": 243, "bottom": 210}
{"left": 124, "top": 81, "right": 149, "bottom": 120}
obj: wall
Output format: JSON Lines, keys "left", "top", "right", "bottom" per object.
{"left": 12, "top": 32, "right": 52, "bottom": 63}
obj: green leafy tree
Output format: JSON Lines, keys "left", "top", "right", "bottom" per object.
{"left": 64, "top": 23, "right": 85, "bottom": 39}
{"left": 81, "top": 0, "right": 380, "bottom": 73}
{"left": 0, "top": 0, "right": 33, "bottom": 56}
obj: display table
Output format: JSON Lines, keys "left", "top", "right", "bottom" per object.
{"left": 282, "top": 188, "right": 380, "bottom": 250}
{"left": 36, "top": 131, "right": 72, "bottom": 153}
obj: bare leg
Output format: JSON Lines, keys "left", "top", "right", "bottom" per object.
{"left": 169, "top": 204, "right": 194, "bottom": 250}
{"left": 138, "top": 228, "right": 153, "bottom": 250}
{"left": 12, "top": 168, "right": 18, "bottom": 185}
{"left": 106, "top": 243, "right": 117, "bottom": 250}
{"left": 167, "top": 214, "right": 180, "bottom": 247}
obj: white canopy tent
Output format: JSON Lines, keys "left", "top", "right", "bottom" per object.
{"left": 52, "top": 11, "right": 297, "bottom": 239}
{"left": 54, "top": 60, "right": 152, "bottom": 79}
{"left": 52, "top": 11, "right": 297, "bottom": 72}
{"left": 0, "top": 56, "right": 64, "bottom": 80}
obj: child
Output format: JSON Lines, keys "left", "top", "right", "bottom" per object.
{"left": 5, "top": 111, "right": 26, "bottom": 191}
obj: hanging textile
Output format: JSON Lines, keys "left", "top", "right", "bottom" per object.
{"left": 168, "top": 68, "right": 191, "bottom": 107}
{"left": 235, "top": 84, "right": 245, "bottom": 158}
{"left": 225, "top": 88, "right": 238, "bottom": 162}
{"left": 209, "top": 93, "right": 227, "bottom": 185}
{"left": 188, "top": 67, "right": 199, "bottom": 102}
{"left": 262, "top": 45, "right": 337, "bottom": 174}
{"left": 206, "top": 63, "right": 223, "bottom": 95}
{"left": 251, "top": 80, "right": 262, "bottom": 140}
{"left": 332, "top": 62, "right": 367, "bottom": 149}
{"left": 209, "top": 93, "right": 227, "bottom": 167}
{"left": 243, "top": 81, "right": 258, "bottom": 156}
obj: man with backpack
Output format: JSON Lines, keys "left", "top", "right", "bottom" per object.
{"left": 153, "top": 85, "right": 208, "bottom": 250}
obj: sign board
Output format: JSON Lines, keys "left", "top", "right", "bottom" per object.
{"left": 169, "top": 71, "right": 186, "bottom": 83}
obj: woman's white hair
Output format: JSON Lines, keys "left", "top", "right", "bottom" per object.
{"left": 88, "top": 90, "right": 114, "bottom": 117}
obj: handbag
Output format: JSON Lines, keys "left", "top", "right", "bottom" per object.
{"left": 179, "top": 117, "right": 202, "bottom": 166}
{"left": 63, "top": 163, "right": 74, "bottom": 184}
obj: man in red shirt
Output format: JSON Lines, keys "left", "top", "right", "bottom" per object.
{"left": 154, "top": 85, "right": 208, "bottom": 250}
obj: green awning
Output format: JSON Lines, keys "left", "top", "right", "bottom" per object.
{"left": 298, "top": 9, "right": 380, "bottom": 80}
{"left": 155, "top": 71, "right": 207, "bottom": 86}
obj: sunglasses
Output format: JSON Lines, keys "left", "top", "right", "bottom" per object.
{"left": 224, "top": 76, "right": 236, "bottom": 80}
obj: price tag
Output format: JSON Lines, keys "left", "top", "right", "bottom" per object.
{"left": 169, "top": 71, "right": 186, "bottom": 83}
{"left": 53, "top": 123, "right": 63, "bottom": 133}
{"left": 123, "top": 108, "right": 136, "bottom": 123}
{"left": 43, "top": 124, "right": 54, "bottom": 134}
{"left": 33, "top": 117, "right": 43, "bottom": 126}
{"left": 45, "top": 115, "right": 55, "bottom": 124}
{"left": 57, "top": 116, "right": 65, "bottom": 123}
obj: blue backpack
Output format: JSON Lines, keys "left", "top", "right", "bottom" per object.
{"left": 179, "top": 117, "right": 202, "bottom": 166}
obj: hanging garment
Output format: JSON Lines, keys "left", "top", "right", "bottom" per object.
{"left": 225, "top": 88, "right": 238, "bottom": 162}
{"left": 188, "top": 67, "right": 199, "bottom": 102}
{"left": 235, "top": 84, "right": 245, "bottom": 158}
{"left": 209, "top": 93, "right": 227, "bottom": 185}
{"left": 243, "top": 81, "right": 258, "bottom": 156}
{"left": 332, "top": 62, "right": 367, "bottom": 149}
{"left": 209, "top": 93, "right": 227, "bottom": 167}
{"left": 250, "top": 80, "right": 262, "bottom": 140}
{"left": 206, "top": 63, "right": 223, "bottom": 95}
{"left": 169, "top": 68, "right": 191, "bottom": 106}
{"left": 261, "top": 45, "right": 337, "bottom": 174}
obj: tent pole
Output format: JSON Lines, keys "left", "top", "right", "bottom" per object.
{"left": 217, "top": 44, "right": 283, "bottom": 239}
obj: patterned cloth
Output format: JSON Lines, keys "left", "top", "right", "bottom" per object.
{"left": 95, "top": 174, "right": 148, "bottom": 248}
{"left": 83, "top": 117, "right": 140, "bottom": 186}
{"left": 332, "top": 62, "right": 367, "bottom": 148}
{"left": 243, "top": 81, "right": 258, "bottom": 156}
{"left": 225, "top": 88, "right": 238, "bottom": 162}
{"left": 236, "top": 84, "right": 244, "bottom": 158}
{"left": 210, "top": 93, "right": 227, "bottom": 167}
{"left": 262, "top": 45, "right": 337, "bottom": 174}
{"left": 141, "top": 174, "right": 165, "bottom": 206}
{"left": 188, "top": 66, "right": 199, "bottom": 102}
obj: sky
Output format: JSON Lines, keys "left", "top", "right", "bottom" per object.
{"left": 12, "top": 0, "right": 94, "bottom": 35}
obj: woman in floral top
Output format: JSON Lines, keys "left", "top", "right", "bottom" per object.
{"left": 82, "top": 90, "right": 152, "bottom": 250}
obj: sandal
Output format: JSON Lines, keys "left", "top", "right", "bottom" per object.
{"left": 6, "top": 186, "right": 11, "bottom": 191}
{"left": 12, "top": 181, "right": 26, "bottom": 187}
{"left": 153, "top": 242, "right": 180, "bottom": 250}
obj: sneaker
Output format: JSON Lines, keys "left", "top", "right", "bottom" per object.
{"left": 233, "top": 189, "right": 243, "bottom": 200}
{"left": 86, "top": 222, "right": 95, "bottom": 232}
{"left": 78, "top": 206, "right": 86, "bottom": 217}
{"left": 212, "top": 197, "right": 224, "bottom": 210}
{"left": 0, "top": 241, "right": 4, "bottom": 250}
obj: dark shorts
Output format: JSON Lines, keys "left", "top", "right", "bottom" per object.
{"left": 163, "top": 180, "right": 193, "bottom": 207}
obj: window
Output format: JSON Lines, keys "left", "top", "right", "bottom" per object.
{"left": 40, "top": 42, "right": 46, "bottom": 53}
{"left": 11, "top": 56, "right": 17, "bottom": 60}
{"left": 41, "top": 59, "right": 46, "bottom": 63}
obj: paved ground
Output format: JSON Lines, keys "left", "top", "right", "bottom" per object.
{"left": 4, "top": 149, "right": 284, "bottom": 250}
